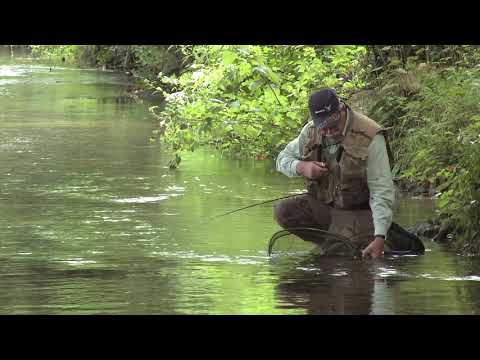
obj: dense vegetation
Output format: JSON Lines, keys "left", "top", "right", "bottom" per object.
{"left": 363, "top": 46, "right": 480, "bottom": 254}
{"left": 26, "top": 45, "right": 480, "bottom": 254}
{"left": 29, "top": 45, "right": 185, "bottom": 77}
{"left": 150, "top": 46, "right": 367, "bottom": 161}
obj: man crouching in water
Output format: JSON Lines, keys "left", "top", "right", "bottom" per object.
{"left": 275, "top": 88, "right": 395, "bottom": 259}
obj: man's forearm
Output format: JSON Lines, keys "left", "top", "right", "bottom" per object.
{"left": 371, "top": 200, "right": 393, "bottom": 237}
{"left": 276, "top": 143, "right": 301, "bottom": 177}
{"left": 276, "top": 123, "right": 311, "bottom": 177}
{"left": 367, "top": 134, "right": 395, "bottom": 237}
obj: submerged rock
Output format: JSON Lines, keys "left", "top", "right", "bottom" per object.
{"left": 393, "top": 179, "right": 438, "bottom": 198}
{"left": 432, "top": 219, "right": 455, "bottom": 243}
{"left": 408, "top": 218, "right": 455, "bottom": 243}
{"left": 408, "top": 219, "right": 440, "bottom": 238}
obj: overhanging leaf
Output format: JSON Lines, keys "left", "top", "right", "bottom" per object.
{"left": 222, "top": 51, "right": 237, "bottom": 65}
{"left": 249, "top": 79, "right": 264, "bottom": 91}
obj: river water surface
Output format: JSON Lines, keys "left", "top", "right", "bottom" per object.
{"left": 1, "top": 50, "right": 480, "bottom": 314}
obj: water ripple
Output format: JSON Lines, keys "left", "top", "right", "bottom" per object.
{"left": 149, "top": 250, "right": 267, "bottom": 265}
{"left": 113, "top": 195, "right": 169, "bottom": 203}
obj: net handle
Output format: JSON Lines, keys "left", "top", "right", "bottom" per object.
{"left": 267, "top": 227, "right": 373, "bottom": 256}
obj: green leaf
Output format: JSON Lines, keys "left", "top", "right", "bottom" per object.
{"left": 245, "top": 125, "right": 258, "bottom": 137}
{"left": 286, "top": 118, "right": 298, "bottom": 128}
{"left": 222, "top": 51, "right": 237, "bottom": 65}
{"left": 287, "top": 111, "right": 297, "bottom": 119}
{"left": 249, "top": 79, "right": 264, "bottom": 91}
{"left": 237, "top": 47, "right": 250, "bottom": 57}
{"left": 268, "top": 71, "right": 281, "bottom": 84}
{"left": 253, "top": 66, "right": 269, "bottom": 77}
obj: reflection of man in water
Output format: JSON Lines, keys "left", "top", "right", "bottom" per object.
{"left": 275, "top": 88, "right": 395, "bottom": 259}
{"left": 275, "top": 257, "right": 376, "bottom": 315}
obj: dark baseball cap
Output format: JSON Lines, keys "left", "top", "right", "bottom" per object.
{"left": 308, "top": 88, "right": 340, "bottom": 129}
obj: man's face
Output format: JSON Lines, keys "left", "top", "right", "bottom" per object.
{"left": 319, "top": 110, "right": 343, "bottom": 138}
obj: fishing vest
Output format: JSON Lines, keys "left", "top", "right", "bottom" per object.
{"left": 301, "top": 108, "right": 393, "bottom": 209}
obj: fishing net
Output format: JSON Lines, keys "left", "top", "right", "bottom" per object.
{"left": 267, "top": 228, "right": 370, "bottom": 258}
{"left": 267, "top": 222, "right": 425, "bottom": 257}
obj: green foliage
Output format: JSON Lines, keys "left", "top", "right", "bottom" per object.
{"left": 374, "top": 67, "right": 480, "bottom": 185}
{"left": 30, "top": 45, "right": 184, "bottom": 76}
{"left": 436, "top": 114, "right": 480, "bottom": 243}
{"left": 152, "top": 45, "right": 367, "bottom": 160}
{"left": 30, "top": 45, "right": 82, "bottom": 64}
{"left": 362, "top": 48, "right": 480, "bottom": 250}
{"left": 364, "top": 45, "right": 480, "bottom": 83}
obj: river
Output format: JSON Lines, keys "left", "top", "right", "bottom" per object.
{"left": 1, "top": 49, "right": 480, "bottom": 314}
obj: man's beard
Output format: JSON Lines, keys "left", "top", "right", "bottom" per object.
{"left": 322, "top": 127, "right": 343, "bottom": 143}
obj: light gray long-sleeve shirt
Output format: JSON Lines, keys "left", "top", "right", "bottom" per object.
{"left": 276, "top": 117, "right": 395, "bottom": 237}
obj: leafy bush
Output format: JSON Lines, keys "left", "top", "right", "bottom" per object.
{"left": 30, "top": 45, "right": 82, "bottom": 64}
{"left": 151, "top": 45, "right": 367, "bottom": 161}
{"left": 364, "top": 60, "right": 480, "bottom": 250}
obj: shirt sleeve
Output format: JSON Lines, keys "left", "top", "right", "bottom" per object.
{"left": 276, "top": 122, "right": 311, "bottom": 177}
{"left": 367, "top": 134, "right": 395, "bottom": 237}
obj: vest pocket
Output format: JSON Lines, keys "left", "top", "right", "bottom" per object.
{"left": 339, "top": 190, "right": 370, "bottom": 208}
{"left": 334, "top": 183, "right": 370, "bottom": 209}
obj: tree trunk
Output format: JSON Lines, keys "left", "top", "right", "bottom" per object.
{"left": 397, "top": 46, "right": 405, "bottom": 67}
{"left": 123, "top": 46, "right": 132, "bottom": 70}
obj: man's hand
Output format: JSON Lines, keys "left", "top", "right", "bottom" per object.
{"left": 362, "top": 236, "right": 385, "bottom": 259}
{"left": 297, "top": 161, "right": 329, "bottom": 180}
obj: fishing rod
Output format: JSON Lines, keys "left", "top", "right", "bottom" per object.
{"left": 208, "top": 192, "right": 305, "bottom": 221}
